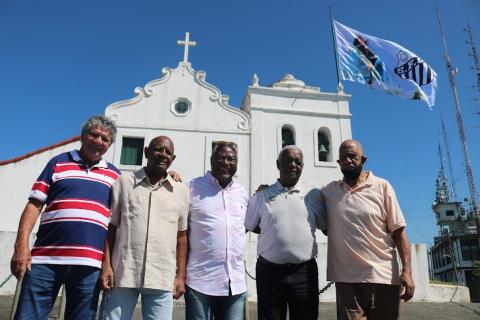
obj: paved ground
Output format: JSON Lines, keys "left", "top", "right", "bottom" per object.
{"left": 1, "top": 295, "right": 480, "bottom": 319}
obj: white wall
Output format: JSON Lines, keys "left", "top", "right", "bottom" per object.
{"left": 246, "top": 85, "right": 352, "bottom": 195}
{"left": 1, "top": 141, "right": 81, "bottom": 232}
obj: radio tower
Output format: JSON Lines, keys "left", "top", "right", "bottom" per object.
{"left": 440, "top": 114, "right": 457, "bottom": 201}
{"left": 436, "top": 7, "right": 479, "bottom": 218}
{"left": 464, "top": 22, "right": 480, "bottom": 92}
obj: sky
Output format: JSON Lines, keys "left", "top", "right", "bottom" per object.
{"left": 1, "top": 0, "right": 479, "bottom": 246}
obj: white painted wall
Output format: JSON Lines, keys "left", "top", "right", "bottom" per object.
{"left": 1, "top": 141, "right": 81, "bottom": 232}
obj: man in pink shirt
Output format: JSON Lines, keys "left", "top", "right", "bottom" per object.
{"left": 185, "top": 141, "right": 248, "bottom": 320}
{"left": 320, "top": 139, "right": 415, "bottom": 320}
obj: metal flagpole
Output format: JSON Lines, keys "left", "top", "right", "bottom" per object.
{"left": 329, "top": 6, "right": 341, "bottom": 87}
{"left": 329, "top": 5, "right": 344, "bottom": 142}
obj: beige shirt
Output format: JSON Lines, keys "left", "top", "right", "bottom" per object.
{"left": 245, "top": 180, "right": 323, "bottom": 264}
{"left": 109, "top": 169, "right": 189, "bottom": 291}
{"left": 320, "top": 171, "right": 405, "bottom": 285}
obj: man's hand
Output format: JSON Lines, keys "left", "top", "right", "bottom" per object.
{"left": 11, "top": 199, "right": 43, "bottom": 281}
{"left": 10, "top": 243, "right": 31, "bottom": 281}
{"left": 399, "top": 269, "right": 415, "bottom": 301}
{"left": 168, "top": 171, "right": 183, "bottom": 182}
{"left": 255, "top": 184, "right": 269, "bottom": 194}
{"left": 173, "top": 275, "right": 186, "bottom": 299}
{"left": 99, "top": 264, "right": 115, "bottom": 290}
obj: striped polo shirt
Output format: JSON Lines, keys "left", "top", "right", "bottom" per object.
{"left": 29, "top": 150, "right": 120, "bottom": 268}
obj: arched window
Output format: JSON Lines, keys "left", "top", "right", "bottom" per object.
{"left": 317, "top": 131, "right": 330, "bottom": 162}
{"left": 281, "top": 126, "right": 295, "bottom": 148}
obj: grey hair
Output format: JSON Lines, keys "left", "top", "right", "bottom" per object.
{"left": 211, "top": 141, "right": 238, "bottom": 158}
{"left": 277, "top": 145, "right": 302, "bottom": 161}
{"left": 81, "top": 115, "right": 117, "bottom": 142}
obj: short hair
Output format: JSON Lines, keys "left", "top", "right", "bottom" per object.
{"left": 81, "top": 115, "right": 117, "bottom": 142}
{"left": 212, "top": 141, "right": 238, "bottom": 158}
{"left": 277, "top": 145, "right": 302, "bottom": 162}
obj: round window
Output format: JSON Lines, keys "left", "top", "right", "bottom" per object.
{"left": 175, "top": 101, "right": 189, "bottom": 114}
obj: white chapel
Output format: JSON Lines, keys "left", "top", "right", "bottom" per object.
{"left": 0, "top": 33, "right": 352, "bottom": 300}
{"left": 4, "top": 33, "right": 456, "bottom": 302}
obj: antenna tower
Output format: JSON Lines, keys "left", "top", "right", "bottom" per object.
{"left": 464, "top": 22, "right": 480, "bottom": 92}
{"left": 435, "top": 7, "right": 479, "bottom": 216}
{"left": 440, "top": 114, "right": 457, "bottom": 200}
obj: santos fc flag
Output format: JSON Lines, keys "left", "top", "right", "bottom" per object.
{"left": 333, "top": 19, "right": 437, "bottom": 108}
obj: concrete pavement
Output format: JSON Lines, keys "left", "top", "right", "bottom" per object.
{"left": 1, "top": 295, "right": 480, "bottom": 319}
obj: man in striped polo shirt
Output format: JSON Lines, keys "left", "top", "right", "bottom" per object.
{"left": 10, "top": 115, "right": 120, "bottom": 319}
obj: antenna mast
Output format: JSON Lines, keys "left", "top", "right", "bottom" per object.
{"left": 464, "top": 22, "right": 480, "bottom": 92}
{"left": 440, "top": 114, "right": 457, "bottom": 200}
{"left": 435, "top": 7, "right": 479, "bottom": 216}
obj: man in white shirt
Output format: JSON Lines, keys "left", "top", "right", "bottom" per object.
{"left": 245, "top": 145, "right": 323, "bottom": 320}
{"left": 185, "top": 141, "right": 248, "bottom": 320}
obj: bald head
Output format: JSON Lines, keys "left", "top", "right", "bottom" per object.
{"left": 149, "top": 136, "right": 174, "bottom": 151}
{"left": 339, "top": 139, "right": 364, "bottom": 157}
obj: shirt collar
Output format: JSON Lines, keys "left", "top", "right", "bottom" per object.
{"left": 70, "top": 150, "right": 108, "bottom": 168}
{"left": 273, "top": 179, "right": 302, "bottom": 193}
{"left": 134, "top": 168, "right": 174, "bottom": 189}
{"left": 206, "top": 171, "right": 235, "bottom": 189}
{"left": 340, "top": 171, "right": 374, "bottom": 189}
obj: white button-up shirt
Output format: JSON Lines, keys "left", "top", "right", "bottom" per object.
{"left": 186, "top": 172, "right": 248, "bottom": 296}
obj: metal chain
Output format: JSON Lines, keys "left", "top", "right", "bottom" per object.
{"left": 245, "top": 267, "right": 334, "bottom": 295}
{"left": 319, "top": 281, "right": 334, "bottom": 294}
{"left": 0, "top": 274, "right": 13, "bottom": 288}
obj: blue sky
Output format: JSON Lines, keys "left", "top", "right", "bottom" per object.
{"left": 1, "top": 0, "right": 479, "bottom": 246}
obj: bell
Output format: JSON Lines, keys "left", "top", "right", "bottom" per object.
{"left": 319, "top": 144, "right": 328, "bottom": 154}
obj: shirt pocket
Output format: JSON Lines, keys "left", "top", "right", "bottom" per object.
{"left": 159, "top": 201, "right": 182, "bottom": 224}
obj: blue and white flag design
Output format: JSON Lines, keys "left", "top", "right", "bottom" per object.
{"left": 333, "top": 19, "right": 437, "bottom": 108}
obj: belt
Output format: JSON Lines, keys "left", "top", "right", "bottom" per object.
{"left": 257, "top": 255, "right": 314, "bottom": 268}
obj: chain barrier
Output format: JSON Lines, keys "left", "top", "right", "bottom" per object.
{"left": 0, "top": 274, "right": 13, "bottom": 289}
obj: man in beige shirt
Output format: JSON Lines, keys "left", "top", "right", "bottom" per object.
{"left": 99, "top": 136, "right": 189, "bottom": 320}
{"left": 320, "top": 139, "right": 415, "bottom": 320}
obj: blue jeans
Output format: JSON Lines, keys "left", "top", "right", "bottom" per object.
{"left": 185, "top": 285, "right": 246, "bottom": 320}
{"left": 14, "top": 264, "right": 100, "bottom": 320}
{"left": 99, "top": 287, "right": 173, "bottom": 320}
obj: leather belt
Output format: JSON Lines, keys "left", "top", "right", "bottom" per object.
{"left": 257, "top": 255, "right": 313, "bottom": 268}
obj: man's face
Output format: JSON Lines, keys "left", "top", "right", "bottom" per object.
{"left": 79, "top": 126, "right": 113, "bottom": 164}
{"left": 337, "top": 142, "right": 365, "bottom": 180}
{"left": 145, "top": 137, "right": 175, "bottom": 174}
{"left": 277, "top": 148, "right": 303, "bottom": 187}
{"left": 211, "top": 146, "right": 237, "bottom": 186}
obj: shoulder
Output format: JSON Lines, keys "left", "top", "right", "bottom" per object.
{"left": 48, "top": 151, "right": 71, "bottom": 164}
{"left": 172, "top": 179, "right": 188, "bottom": 192}
{"left": 321, "top": 179, "right": 341, "bottom": 193}
{"left": 368, "top": 172, "right": 393, "bottom": 190}
{"left": 106, "top": 162, "right": 121, "bottom": 175}
{"left": 113, "top": 171, "right": 134, "bottom": 188}
{"left": 189, "top": 175, "right": 205, "bottom": 188}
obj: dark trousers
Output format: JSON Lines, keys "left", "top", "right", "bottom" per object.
{"left": 256, "top": 257, "right": 319, "bottom": 320}
{"left": 335, "top": 282, "right": 401, "bottom": 320}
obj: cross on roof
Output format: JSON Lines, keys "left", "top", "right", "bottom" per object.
{"left": 177, "top": 32, "right": 197, "bottom": 63}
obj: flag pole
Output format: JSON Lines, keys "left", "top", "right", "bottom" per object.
{"left": 329, "top": 5, "right": 342, "bottom": 91}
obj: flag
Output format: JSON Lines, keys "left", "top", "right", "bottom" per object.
{"left": 333, "top": 19, "right": 437, "bottom": 108}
